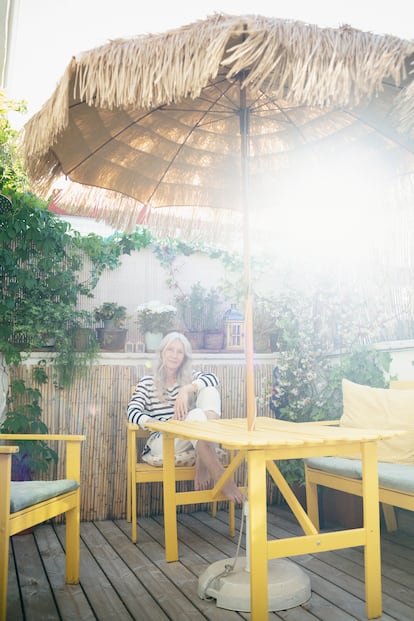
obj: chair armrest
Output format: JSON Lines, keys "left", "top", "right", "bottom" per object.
{"left": 0, "top": 434, "right": 85, "bottom": 441}
{"left": 126, "top": 423, "right": 151, "bottom": 439}
{"left": 0, "top": 446, "right": 19, "bottom": 454}
{"left": 0, "top": 434, "right": 85, "bottom": 481}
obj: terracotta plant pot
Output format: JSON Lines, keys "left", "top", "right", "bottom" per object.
{"left": 184, "top": 330, "right": 204, "bottom": 350}
{"left": 203, "top": 330, "right": 224, "bottom": 350}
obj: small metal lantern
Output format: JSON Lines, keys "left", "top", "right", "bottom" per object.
{"left": 223, "top": 305, "right": 245, "bottom": 351}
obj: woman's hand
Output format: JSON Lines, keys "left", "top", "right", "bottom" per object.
{"left": 173, "top": 384, "right": 196, "bottom": 420}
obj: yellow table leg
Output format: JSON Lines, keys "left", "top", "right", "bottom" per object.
{"left": 163, "top": 434, "right": 179, "bottom": 562}
{"left": 248, "top": 450, "right": 268, "bottom": 621}
{"left": 361, "top": 441, "right": 382, "bottom": 619}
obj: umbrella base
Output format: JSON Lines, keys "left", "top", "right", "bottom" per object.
{"left": 198, "top": 556, "right": 311, "bottom": 612}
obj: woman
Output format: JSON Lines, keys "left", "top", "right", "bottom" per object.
{"left": 127, "top": 331, "right": 243, "bottom": 503}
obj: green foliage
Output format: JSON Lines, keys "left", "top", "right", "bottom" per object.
{"left": 0, "top": 91, "right": 28, "bottom": 193}
{"left": 78, "top": 228, "right": 152, "bottom": 287}
{"left": 0, "top": 192, "right": 99, "bottom": 381}
{"left": 175, "top": 282, "right": 223, "bottom": 332}
{"left": 263, "top": 287, "right": 394, "bottom": 487}
{"left": 204, "top": 288, "right": 223, "bottom": 330}
{"left": 0, "top": 377, "right": 58, "bottom": 479}
{"left": 94, "top": 302, "right": 127, "bottom": 327}
{"left": 176, "top": 282, "right": 206, "bottom": 331}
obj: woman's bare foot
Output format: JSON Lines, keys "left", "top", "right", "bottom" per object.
{"left": 213, "top": 468, "right": 244, "bottom": 503}
{"left": 194, "top": 454, "right": 212, "bottom": 490}
{"left": 194, "top": 441, "right": 244, "bottom": 503}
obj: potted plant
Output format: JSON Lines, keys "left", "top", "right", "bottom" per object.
{"left": 176, "top": 282, "right": 206, "bottom": 350}
{"left": 94, "top": 302, "right": 128, "bottom": 351}
{"left": 0, "top": 374, "right": 58, "bottom": 481}
{"left": 136, "top": 300, "right": 177, "bottom": 351}
{"left": 203, "top": 288, "right": 225, "bottom": 350}
{"left": 94, "top": 302, "right": 127, "bottom": 328}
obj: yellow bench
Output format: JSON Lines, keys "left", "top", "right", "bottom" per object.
{"left": 0, "top": 433, "right": 85, "bottom": 621}
{"left": 304, "top": 380, "right": 414, "bottom": 532}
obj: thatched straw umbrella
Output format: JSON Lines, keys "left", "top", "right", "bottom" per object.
{"left": 21, "top": 13, "right": 414, "bottom": 429}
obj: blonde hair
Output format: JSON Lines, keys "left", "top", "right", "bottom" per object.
{"left": 154, "top": 332, "right": 193, "bottom": 399}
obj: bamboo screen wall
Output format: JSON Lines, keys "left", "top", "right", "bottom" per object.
{"left": 10, "top": 357, "right": 276, "bottom": 521}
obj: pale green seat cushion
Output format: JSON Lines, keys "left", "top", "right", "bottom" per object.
{"left": 10, "top": 480, "right": 79, "bottom": 513}
{"left": 305, "top": 457, "right": 414, "bottom": 494}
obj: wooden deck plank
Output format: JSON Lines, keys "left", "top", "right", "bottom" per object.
{"left": 11, "top": 533, "right": 59, "bottom": 620}
{"left": 34, "top": 525, "right": 95, "bottom": 621}
{"left": 80, "top": 522, "right": 169, "bottom": 619}
{"left": 5, "top": 506, "right": 414, "bottom": 621}
{"left": 191, "top": 509, "right": 400, "bottom": 621}
{"left": 6, "top": 540, "right": 23, "bottom": 621}
{"left": 143, "top": 515, "right": 320, "bottom": 621}
{"left": 92, "top": 519, "right": 207, "bottom": 620}
{"left": 115, "top": 518, "right": 245, "bottom": 620}
{"left": 265, "top": 507, "right": 410, "bottom": 621}
{"left": 56, "top": 524, "right": 135, "bottom": 620}
{"left": 181, "top": 511, "right": 372, "bottom": 621}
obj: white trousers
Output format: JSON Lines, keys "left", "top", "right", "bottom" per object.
{"left": 146, "top": 386, "right": 221, "bottom": 459}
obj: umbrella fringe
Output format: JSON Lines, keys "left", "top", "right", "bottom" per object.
{"left": 48, "top": 180, "right": 242, "bottom": 241}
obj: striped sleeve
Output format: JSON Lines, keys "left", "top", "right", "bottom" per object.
{"left": 191, "top": 370, "right": 219, "bottom": 390}
{"left": 127, "top": 376, "right": 153, "bottom": 426}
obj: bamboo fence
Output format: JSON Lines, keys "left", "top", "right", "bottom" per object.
{"left": 9, "top": 358, "right": 276, "bottom": 521}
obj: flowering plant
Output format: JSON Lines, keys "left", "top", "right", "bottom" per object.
{"left": 136, "top": 300, "right": 177, "bottom": 333}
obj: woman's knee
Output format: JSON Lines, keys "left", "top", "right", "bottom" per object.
{"left": 196, "top": 386, "right": 221, "bottom": 416}
{"left": 185, "top": 408, "right": 208, "bottom": 423}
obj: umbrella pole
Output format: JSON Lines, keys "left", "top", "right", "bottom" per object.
{"left": 240, "top": 87, "right": 255, "bottom": 431}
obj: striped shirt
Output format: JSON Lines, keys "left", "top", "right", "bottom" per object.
{"left": 127, "top": 370, "right": 219, "bottom": 428}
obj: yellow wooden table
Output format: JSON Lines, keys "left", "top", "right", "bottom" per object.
{"left": 146, "top": 416, "right": 395, "bottom": 620}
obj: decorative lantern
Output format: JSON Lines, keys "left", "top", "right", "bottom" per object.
{"left": 223, "top": 305, "right": 245, "bottom": 351}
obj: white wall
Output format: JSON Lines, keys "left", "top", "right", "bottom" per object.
{"left": 78, "top": 243, "right": 231, "bottom": 343}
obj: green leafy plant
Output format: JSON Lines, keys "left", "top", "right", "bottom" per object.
{"left": 0, "top": 95, "right": 100, "bottom": 386}
{"left": 0, "top": 371, "right": 58, "bottom": 480}
{"left": 176, "top": 283, "right": 223, "bottom": 332}
{"left": 0, "top": 195, "right": 101, "bottom": 384}
{"left": 204, "top": 288, "right": 224, "bottom": 331}
{"left": 176, "top": 282, "right": 208, "bottom": 332}
{"left": 94, "top": 302, "right": 127, "bottom": 327}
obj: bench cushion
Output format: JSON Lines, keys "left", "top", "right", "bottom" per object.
{"left": 10, "top": 480, "right": 79, "bottom": 513}
{"left": 340, "top": 379, "right": 414, "bottom": 463}
{"left": 306, "top": 457, "right": 414, "bottom": 494}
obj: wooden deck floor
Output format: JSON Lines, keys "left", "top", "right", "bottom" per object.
{"left": 6, "top": 504, "right": 414, "bottom": 621}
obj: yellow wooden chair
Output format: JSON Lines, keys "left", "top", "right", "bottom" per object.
{"left": 0, "top": 433, "right": 85, "bottom": 621}
{"left": 126, "top": 422, "right": 236, "bottom": 543}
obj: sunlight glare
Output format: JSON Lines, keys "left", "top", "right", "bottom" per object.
{"left": 255, "top": 148, "right": 392, "bottom": 271}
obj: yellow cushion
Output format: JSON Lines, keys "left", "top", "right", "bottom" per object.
{"left": 340, "top": 378, "right": 414, "bottom": 463}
